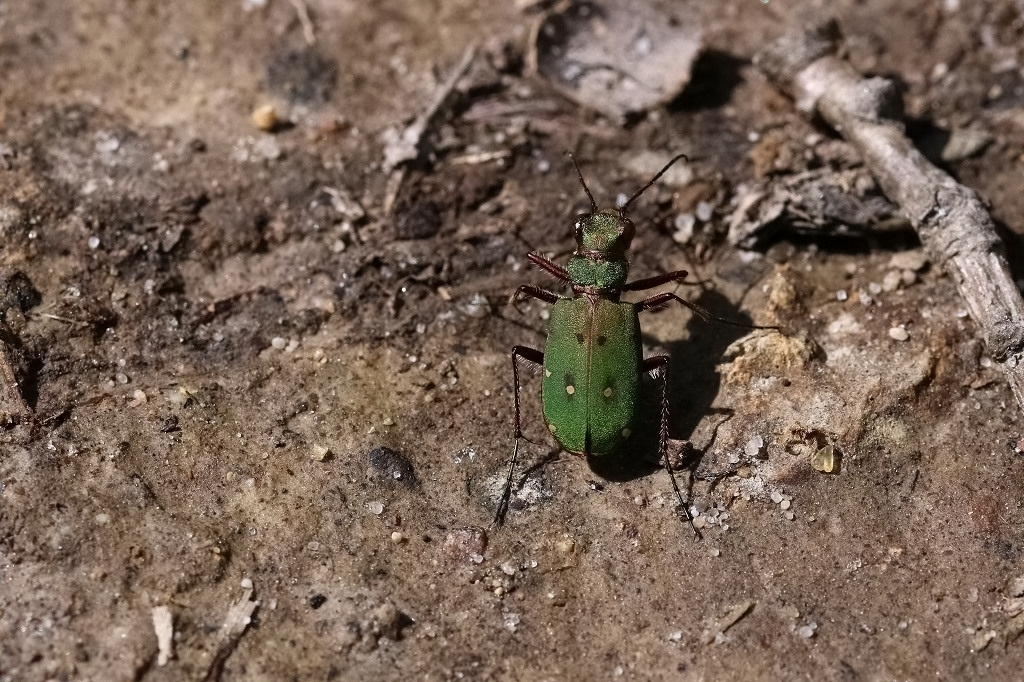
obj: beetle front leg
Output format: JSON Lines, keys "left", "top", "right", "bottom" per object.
{"left": 623, "top": 270, "right": 693, "bottom": 292}
{"left": 526, "top": 252, "right": 572, "bottom": 284}
{"left": 643, "top": 355, "right": 700, "bottom": 540}
{"left": 494, "top": 345, "right": 545, "bottom": 527}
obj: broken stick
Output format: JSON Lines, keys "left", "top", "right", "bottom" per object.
{"left": 756, "top": 20, "right": 1024, "bottom": 413}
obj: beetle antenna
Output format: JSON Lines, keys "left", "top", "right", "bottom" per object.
{"left": 621, "top": 152, "right": 689, "bottom": 213}
{"left": 567, "top": 152, "right": 598, "bottom": 212}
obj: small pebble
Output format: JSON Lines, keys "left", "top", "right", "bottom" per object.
{"left": 770, "top": 491, "right": 784, "bottom": 504}
{"left": 251, "top": 104, "right": 279, "bottom": 132}
{"left": 271, "top": 336, "right": 287, "bottom": 350}
{"left": 888, "top": 326, "right": 910, "bottom": 342}
{"left": 367, "top": 501, "right": 384, "bottom": 515}
{"left": 881, "top": 270, "right": 902, "bottom": 292}
{"left": 310, "top": 445, "right": 331, "bottom": 462}
{"left": 744, "top": 435, "right": 765, "bottom": 458}
{"left": 240, "top": 577, "right": 253, "bottom": 589}
{"left": 709, "top": 547, "right": 721, "bottom": 557}
{"left": 390, "top": 531, "right": 405, "bottom": 543}
{"left": 695, "top": 201, "right": 714, "bottom": 222}
{"left": 88, "top": 236, "right": 101, "bottom": 250}
{"left": 784, "top": 511, "right": 795, "bottom": 521}
{"left": 780, "top": 499, "right": 792, "bottom": 511}
{"left": 836, "top": 289, "right": 848, "bottom": 302}
{"left": 797, "top": 623, "right": 817, "bottom": 639}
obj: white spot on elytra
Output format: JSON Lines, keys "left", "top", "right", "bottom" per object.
{"left": 565, "top": 385, "right": 576, "bottom": 395}
{"left": 603, "top": 387, "right": 613, "bottom": 398}
{"left": 548, "top": 423, "right": 557, "bottom": 433}
{"left": 545, "top": 369, "right": 552, "bottom": 377}
{"left": 621, "top": 428, "right": 632, "bottom": 438}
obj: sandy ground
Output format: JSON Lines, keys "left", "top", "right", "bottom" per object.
{"left": 2, "top": 1, "right": 1024, "bottom": 680}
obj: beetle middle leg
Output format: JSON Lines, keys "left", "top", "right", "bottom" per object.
{"left": 508, "top": 285, "right": 560, "bottom": 315}
{"left": 494, "top": 345, "right": 545, "bottom": 527}
{"left": 643, "top": 355, "right": 700, "bottom": 539}
{"left": 638, "top": 292, "right": 779, "bottom": 331}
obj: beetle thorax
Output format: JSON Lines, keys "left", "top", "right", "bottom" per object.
{"left": 568, "top": 210, "right": 633, "bottom": 290}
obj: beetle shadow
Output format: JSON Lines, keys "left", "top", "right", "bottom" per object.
{"left": 587, "top": 289, "right": 752, "bottom": 483}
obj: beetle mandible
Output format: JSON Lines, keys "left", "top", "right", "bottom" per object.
{"left": 495, "top": 153, "right": 769, "bottom": 535}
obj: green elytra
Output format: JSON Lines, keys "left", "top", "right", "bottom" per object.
{"left": 495, "top": 154, "right": 776, "bottom": 535}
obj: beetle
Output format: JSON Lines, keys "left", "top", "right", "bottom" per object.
{"left": 495, "top": 153, "right": 771, "bottom": 535}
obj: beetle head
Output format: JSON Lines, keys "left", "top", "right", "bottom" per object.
{"left": 567, "top": 152, "right": 688, "bottom": 257}
{"left": 573, "top": 210, "right": 635, "bottom": 255}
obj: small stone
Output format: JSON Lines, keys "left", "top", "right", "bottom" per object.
{"left": 311, "top": 445, "right": 331, "bottom": 462}
{"left": 836, "top": 289, "right": 848, "bottom": 302}
{"left": 780, "top": 499, "right": 792, "bottom": 511}
{"left": 888, "top": 326, "right": 910, "bottom": 342}
{"left": 881, "top": 270, "right": 903, "bottom": 292}
{"left": 888, "top": 250, "right": 929, "bottom": 272}
{"left": 1009, "top": 577, "right": 1024, "bottom": 597}
{"left": 240, "top": 577, "right": 253, "bottom": 589}
{"left": 88, "top": 236, "right": 101, "bottom": 250}
{"left": 784, "top": 511, "right": 795, "bottom": 521}
{"left": 744, "top": 435, "right": 765, "bottom": 458}
{"left": 271, "top": 336, "right": 287, "bottom": 350}
{"left": 130, "top": 390, "right": 148, "bottom": 406}
{"left": 554, "top": 538, "right": 576, "bottom": 554}
{"left": 668, "top": 631, "right": 683, "bottom": 642}
{"left": 390, "top": 531, "right": 405, "bottom": 543}
{"left": 116, "top": 372, "right": 130, "bottom": 384}
{"left": 692, "top": 516, "right": 707, "bottom": 530}
{"left": 672, "top": 213, "right": 696, "bottom": 244}
{"left": 942, "top": 127, "right": 993, "bottom": 162}
{"left": 367, "top": 501, "right": 384, "bottom": 515}
{"left": 770, "top": 491, "right": 784, "bottom": 504}
{"left": 500, "top": 561, "right": 517, "bottom": 575}
{"left": 709, "top": 547, "right": 721, "bottom": 557}
{"left": 695, "top": 201, "right": 714, "bottom": 222}
{"left": 443, "top": 527, "right": 488, "bottom": 564}
{"left": 810, "top": 444, "right": 836, "bottom": 473}
{"left": 251, "top": 104, "right": 280, "bottom": 132}
{"left": 797, "top": 623, "right": 817, "bottom": 639}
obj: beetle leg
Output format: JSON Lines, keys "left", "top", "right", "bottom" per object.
{"left": 526, "top": 252, "right": 572, "bottom": 284}
{"left": 508, "top": 285, "right": 560, "bottom": 316}
{"left": 643, "top": 355, "right": 700, "bottom": 540}
{"left": 623, "top": 270, "right": 694, "bottom": 291}
{"left": 494, "top": 345, "right": 545, "bottom": 527}
{"left": 638, "top": 292, "right": 780, "bottom": 331}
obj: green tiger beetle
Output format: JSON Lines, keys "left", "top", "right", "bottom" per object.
{"left": 495, "top": 153, "right": 776, "bottom": 537}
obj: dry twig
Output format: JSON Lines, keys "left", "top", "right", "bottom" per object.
{"left": 756, "top": 19, "right": 1024, "bottom": 412}
{"left": 0, "top": 328, "right": 30, "bottom": 423}
{"left": 382, "top": 44, "right": 477, "bottom": 215}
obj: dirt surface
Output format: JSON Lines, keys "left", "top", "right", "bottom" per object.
{"left": 3, "top": 1, "right": 1024, "bottom": 680}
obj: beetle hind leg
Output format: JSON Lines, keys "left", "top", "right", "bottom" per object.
{"left": 494, "top": 345, "right": 545, "bottom": 528}
{"left": 643, "top": 355, "right": 701, "bottom": 540}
